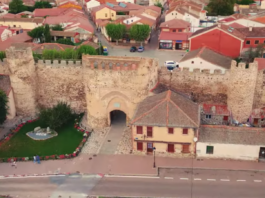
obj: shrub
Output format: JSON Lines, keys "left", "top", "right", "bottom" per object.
{"left": 56, "top": 38, "right": 74, "bottom": 46}
{"left": 39, "top": 102, "right": 72, "bottom": 130}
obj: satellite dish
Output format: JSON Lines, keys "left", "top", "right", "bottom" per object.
{"left": 193, "top": 137, "right": 198, "bottom": 142}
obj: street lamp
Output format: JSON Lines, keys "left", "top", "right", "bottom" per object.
{"left": 153, "top": 147, "right": 156, "bottom": 168}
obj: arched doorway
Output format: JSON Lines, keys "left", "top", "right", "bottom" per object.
{"left": 110, "top": 110, "right": 126, "bottom": 126}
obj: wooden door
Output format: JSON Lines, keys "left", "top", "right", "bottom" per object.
{"left": 168, "top": 144, "right": 175, "bottom": 153}
{"left": 137, "top": 142, "right": 143, "bottom": 151}
{"left": 147, "top": 142, "right": 153, "bottom": 153}
{"left": 254, "top": 118, "right": 259, "bottom": 125}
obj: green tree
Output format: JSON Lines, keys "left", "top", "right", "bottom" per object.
{"left": 105, "top": 23, "right": 126, "bottom": 45}
{"left": 9, "top": 0, "right": 27, "bottom": 14}
{"left": 56, "top": 38, "right": 75, "bottom": 46}
{"left": 27, "top": 26, "right": 45, "bottom": 42}
{"left": 77, "top": 45, "right": 97, "bottom": 58}
{"left": 39, "top": 102, "right": 72, "bottom": 130}
{"left": 34, "top": 1, "right": 52, "bottom": 8}
{"left": 0, "top": 51, "right": 6, "bottom": 61}
{"left": 129, "top": 24, "right": 150, "bottom": 46}
{"left": 206, "top": 0, "right": 235, "bottom": 16}
{"left": 154, "top": 2, "right": 163, "bottom": 13}
{"left": 236, "top": 0, "right": 254, "bottom": 5}
{"left": 243, "top": 44, "right": 265, "bottom": 63}
{"left": 0, "top": 89, "right": 8, "bottom": 125}
{"left": 44, "top": 24, "right": 51, "bottom": 43}
{"left": 51, "top": 24, "right": 64, "bottom": 31}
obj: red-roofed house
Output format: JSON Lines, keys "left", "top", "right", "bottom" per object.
{"left": 228, "top": 22, "right": 245, "bottom": 28}
{"left": 0, "top": 26, "right": 12, "bottom": 41}
{"left": 201, "top": 104, "right": 231, "bottom": 125}
{"left": 33, "top": 7, "right": 71, "bottom": 17}
{"left": 0, "top": 31, "right": 32, "bottom": 51}
{"left": 58, "top": 1, "right": 82, "bottom": 9}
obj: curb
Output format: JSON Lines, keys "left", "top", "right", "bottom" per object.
{"left": 158, "top": 166, "right": 265, "bottom": 172}
{"left": 0, "top": 173, "right": 70, "bottom": 179}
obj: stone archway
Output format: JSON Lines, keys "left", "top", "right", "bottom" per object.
{"left": 106, "top": 96, "right": 130, "bottom": 126}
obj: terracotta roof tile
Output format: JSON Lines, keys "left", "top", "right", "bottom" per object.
{"left": 180, "top": 46, "right": 232, "bottom": 69}
{"left": 236, "top": 27, "right": 265, "bottom": 38}
{"left": 202, "top": 104, "right": 230, "bottom": 115}
{"left": 50, "top": 30, "right": 78, "bottom": 37}
{"left": 0, "top": 31, "right": 32, "bottom": 51}
{"left": 228, "top": 22, "right": 246, "bottom": 28}
{"left": 131, "top": 90, "right": 199, "bottom": 128}
{"left": 159, "top": 31, "right": 191, "bottom": 41}
{"left": 160, "top": 19, "right": 190, "bottom": 29}
{"left": 199, "top": 125, "right": 265, "bottom": 145}
{"left": 0, "top": 17, "right": 44, "bottom": 23}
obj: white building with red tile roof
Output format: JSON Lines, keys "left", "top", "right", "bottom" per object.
{"left": 0, "top": 26, "right": 12, "bottom": 41}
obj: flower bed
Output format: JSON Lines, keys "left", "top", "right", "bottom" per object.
{"left": 0, "top": 114, "right": 91, "bottom": 163}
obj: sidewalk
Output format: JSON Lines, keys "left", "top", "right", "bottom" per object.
{"left": 0, "top": 154, "right": 265, "bottom": 177}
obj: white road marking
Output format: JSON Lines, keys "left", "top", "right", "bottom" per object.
{"left": 221, "top": 179, "right": 230, "bottom": 182}
{"left": 104, "top": 175, "right": 159, "bottom": 179}
{"left": 207, "top": 179, "right": 216, "bottom": 181}
{"left": 164, "top": 177, "right": 173, "bottom": 179}
{"left": 194, "top": 178, "right": 201, "bottom": 181}
{"left": 237, "top": 180, "right": 246, "bottom": 182}
{"left": 254, "top": 180, "right": 262, "bottom": 182}
{"left": 180, "top": 178, "right": 189, "bottom": 180}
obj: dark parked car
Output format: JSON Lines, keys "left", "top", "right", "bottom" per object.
{"left": 130, "top": 46, "right": 137, "bottom": 52}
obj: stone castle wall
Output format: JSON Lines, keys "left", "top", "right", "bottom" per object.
{"left": 0, "top": 47, "right": 263, "bottom": 126}
{"left": 159, "top": 67, "right": 229, "bottom": 104}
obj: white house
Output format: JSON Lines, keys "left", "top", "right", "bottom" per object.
{"left": 0, "top": 27, "right": 12, "bottom": 41}
{"left": 197, "top": 126, "right": 265, "bottom": 161}
{"left": 183, "top": 12, "right": 200, "bottom": 31}
{"left": 222, "top": 18, "right": 265, "bottom": 27}
{"left": 86, "top": 0, "right": 100, "bottom": 12}
{"left": 179, "top": 46, "right": 232, "bottom": 74}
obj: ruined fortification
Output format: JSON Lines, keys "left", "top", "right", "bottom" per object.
{"left": 0, "top": 47, "right": 263, "bottom": 126}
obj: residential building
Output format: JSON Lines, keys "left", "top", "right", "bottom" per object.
{"left": 0, "top": 31, "right": 32, "bottom": 51}
{"left": 0, "top": 75, "right": 16, "bottom": 119}
{"left": 131, "top": 90, "right": 199, "bottom": 155}
{"left": 0, "top": 26, "right": 12, "bottom": 41}
{"left": 249, "top": 108, "right": 265, "bottom": 127}
{"left": 200, "top": 104, "right": 231, "bottom": 125}
{"left": 86, "top": 0, "right": 101, "bottom": 11}
{"left": 179, "top": 47, "right": 232, "bottom": 73}
{"left": 0, "top": 18, "right": 43, "bottom": 30}
{"left": 160, "top": 19, "right": 190, "bottom": 32}
{"left": 221, "top": 18, "right": 265, "bottom": 28}
{"left": 50, "top": 31, "right": 79, "bottom": 43}
{"left": 189, "top": 24, "right": 265, "bottom": 58}
{"left": 91, "top": 2, "right": 143, "bottom": 21}
{"left": 197, "top": 125, "right": 265, "bottom": 161}
{"left": 58, "top": 1, "right": 82, "bottom": 9}
{"left": 158, "top": 32, "right": 191, "bottom": 50}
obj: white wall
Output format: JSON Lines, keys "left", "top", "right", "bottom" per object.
{"left": 197, "top": 142, "right": 263, "bottom": 161}
{"left": 224, "top": 19, "right": 265, "bottom": 27}
{"left": 1, "top": 28, "right": 12, "bottom": 41}
{"left": 179, "top": 57, "right": 227, "bottom": 74}
{"left": 184, "top": 12, "right": 200, "bottom": 29}
{"left": 86, "top": 0, "right": 100, "bottom": 11}
{"left": 165, "top": 11, "right": 183, "bottom": 22}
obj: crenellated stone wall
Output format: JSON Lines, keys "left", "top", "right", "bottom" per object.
{"left": 159, "top": 67, "right": 229, "bottom": 104}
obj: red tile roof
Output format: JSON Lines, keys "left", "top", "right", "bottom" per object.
{"left": 147, "top": 5, "right": 161, "bottom": 13}
{"left": 131, "top": 90, "right": 200, "bottom": 127}
{"left": 0, "top": 31, "right": 32, "bottom": 51}
{"left": 228, "top": 22, "right": 245, "bottom": 28}
{"left": 202, "top": 104, "right": 230, "bottom": 115}
{"left": 219, "top": 17, "right": 236, "bottom": 22}
{"left": 33, "top": 7, "right": 73, "bottom": 17}
{"left": 159, "top": 31, "right": 192, "bottom": 41}
{"left": 254, "top": 58, "right": 265, "bottom": 70}
{"left": 160, "top": 19, "right": 190, "bottom": 29}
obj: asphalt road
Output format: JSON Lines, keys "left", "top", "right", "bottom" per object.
{"left": 1, "top": 170, "right": 265, "bottom": 198}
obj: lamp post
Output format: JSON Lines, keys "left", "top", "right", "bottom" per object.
{"left": 153, "top": 147, "right": 156, "bottom": 168}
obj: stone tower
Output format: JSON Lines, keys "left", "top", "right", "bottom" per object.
{"left": 5, "top": 47, "right": 37, "bottom": 116}
{"left": 227, "top": 61, "right": 258, "bottom": 122}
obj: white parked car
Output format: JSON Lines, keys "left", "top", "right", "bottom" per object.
{"left": 164, "top": 61, "right": 179, "bottom": 70}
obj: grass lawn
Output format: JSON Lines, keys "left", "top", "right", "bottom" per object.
{"left": 0, "top": 116, "right": 84, "bottom": 158}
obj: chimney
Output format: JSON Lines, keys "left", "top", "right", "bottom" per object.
{"left": 189, "top": 5, "right": 191, "bottom": 11}
{"left": 249, "top": 26, "right": 253, "bottom": 31}
{"left": 166, "top": 24, "right": 168, "bottom": 27}
{"left": 217, "top": 23, "right": 221, "bottom": 28}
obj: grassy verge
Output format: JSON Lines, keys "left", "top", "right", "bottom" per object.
{"left": 0, "top": 116, "right": 83, "bottom": 158}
